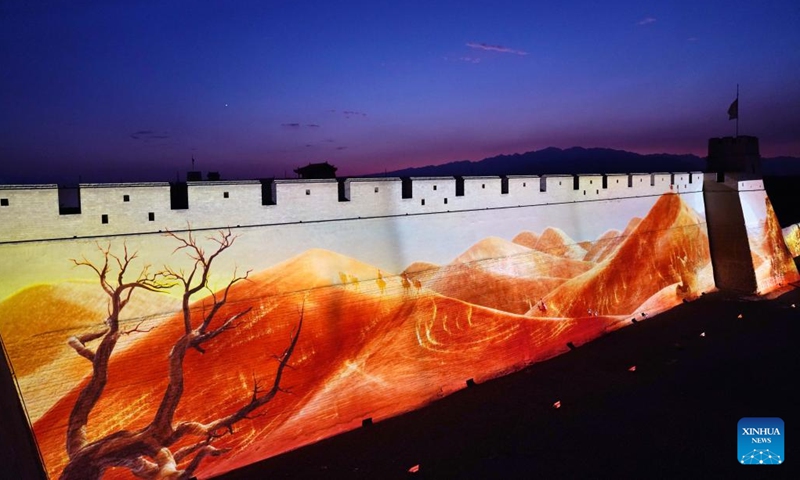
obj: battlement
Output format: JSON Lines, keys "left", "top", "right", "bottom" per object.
{"left": 0, "top": 172, "right": 703, "bottom": 243}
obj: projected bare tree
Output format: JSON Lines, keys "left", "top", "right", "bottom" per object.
{"left": 61, "top": 229, "right": 303, "bottom": 480}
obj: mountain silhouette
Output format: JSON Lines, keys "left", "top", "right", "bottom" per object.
{"left": 374, "top": 147, "right": 705, "bottom": 177}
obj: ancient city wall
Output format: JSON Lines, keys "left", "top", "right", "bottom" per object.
{"left": 1, "top": 169, "right": 796, "bottom": 480}
{"left": 0, "top": 172, "right": 702, "bottom": 243}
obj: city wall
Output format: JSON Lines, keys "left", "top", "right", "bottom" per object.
{"left": 0, "top": 170, "right": 797, "bottom": 479}
{"left": 0, "top": 172, "right": 699, "bottom": 243}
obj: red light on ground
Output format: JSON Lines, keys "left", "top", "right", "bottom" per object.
{"left": 628, "top": 365, "right": 636, "bottom": 372}
{"left": 408, "top": 464, "right": 420, "bottom": 473}
{"left": 553, "top": 400, "right": 562, "bottom": 409}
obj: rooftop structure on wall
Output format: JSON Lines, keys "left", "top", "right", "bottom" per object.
{"left": 294, "top": 161, "right": 338, "bottom": 179}
{"left": 707, "top": 135, "right": 761, "bottom": 175}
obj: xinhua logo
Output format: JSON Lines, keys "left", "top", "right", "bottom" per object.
{"left": 738, "top": 417, "right": 784, "bottom": 465}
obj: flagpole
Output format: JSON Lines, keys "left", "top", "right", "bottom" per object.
{"left": 735, "top": 84, "right": 739, "bottom": 138}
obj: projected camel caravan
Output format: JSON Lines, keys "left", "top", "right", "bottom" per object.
{"left": 58, "top": 229, "right": 304, "bottom": 480}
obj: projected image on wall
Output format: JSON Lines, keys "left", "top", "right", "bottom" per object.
{"left": 1, "top": 192, "right": 720, "bottom": 479}
{"left": 740, "top": 192, "right": 800, "bottom": 293}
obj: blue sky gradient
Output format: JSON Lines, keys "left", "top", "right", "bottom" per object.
{"left": 1, "top": 0, "right": 799, "bottom": 183}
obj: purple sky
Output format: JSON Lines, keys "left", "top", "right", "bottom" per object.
{"left": 1, "top": 1, "right": 799, "bottom": 183}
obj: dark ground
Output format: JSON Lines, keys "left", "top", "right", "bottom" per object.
{"left": 220, "top": 288, "right": 800, "bottom": 480}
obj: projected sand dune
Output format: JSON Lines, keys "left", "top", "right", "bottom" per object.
{"left": 530, "top": 194, "right": 712, "bottom": 318}
{"left": 750, "top": 197, "right": 800, "bottom": 292}
{"left": 0, "top": 192, "right": 729, "bottom": 479}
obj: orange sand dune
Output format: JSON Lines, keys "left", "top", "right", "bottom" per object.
{"left": 405, "top": 236, "right": 592, "bottom": 313}
{"left": 511, "top": 231, "right": 540, "bottom": 249}
{"left": 751, "top": 197, "right": 800, "bottom": 292}
{"left": 783, "top": 223, "right": 800, "bottom": 258}
{"left": 0, "top": 282, "right": 178, "bottom": 421}
{"left": 530, "top": 194, "right": 713, "bottom": 318}
{"left": 450, "top": 236, "right": 593, "bottom": 279}
{"left": 533, "top": 227, "right": 588, "bottom": 260}
{"left": 583, "top": 229, "right": 621, "bottom": 263}
{"left": 411, "top": 262, "right": 566, "bottom": 314}
{"left": 32, "top": 249, "right": 406, "bottom": 480}
{"left": 202, "top": 290, "right": 618, "bottom": 478}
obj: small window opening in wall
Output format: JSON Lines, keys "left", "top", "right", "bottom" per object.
{"left": 616, "top": 179, "right": 619, "bottom": 183}
{"left": 596, "top": 189, "right": 599, "bottom": 195}
{"left": 306, "top": 189, "right": 311, "bottom": 195}
{"left": 444, "top": 198, "right": 448, "bottom": 204}
{"left": 583, "top": 190, "right": 586, "bottom": 195}
{"left": 421, "top": 199, "right": 425, "bottom": 206}
{"left": 148, "top": 212, "right": 155, "bottom": 221}
{"left": 123, "top": 194, "right": 130, "bottom": 202}
{"left": 223, "top": 191, "right": 229, "bottom": 198}
{"left": 559, "top": 181, "right": 562, "bottom": 186}
{"left": 374, "top": 187, "right": 379, "bottom": 193}
{"left": 523, "top": 182, "right": 526, "bottom": 187}
{"left": 433, "top": 185, "right": 437, "bottom": 190}
{"left": 589, "top": 180, "right": 593, "bottom": 184}
{"left": 482, "top": 184, "right": 485, "bottom": 189}
{"left": 101, "top": 214, "right": 108, "bottom": 224}
{"left": 0, "top": 198, "right": 8, "bottom": 206}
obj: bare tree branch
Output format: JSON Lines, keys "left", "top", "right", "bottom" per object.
{"left": 61, "top": 228, "right": 302, "bottom": 480}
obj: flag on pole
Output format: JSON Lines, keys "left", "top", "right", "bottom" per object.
{"left": 728, "top": 98, "right": 739, "bottom": 120}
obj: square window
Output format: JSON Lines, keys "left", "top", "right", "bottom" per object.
{"left": 0, "top": 198, "right": 8, "bottom": 206}
{"left": 123, "top": 194, "right": 130, "bottom": 202}
{"left": 148, "top": 212, "right": 155, "bottom": 221}
{"left": 306, "top": 189, "right": 311, "bottom": 195}
{"left": 223, "top": 191, "right": 229, "bottom": 198}
{"left": 101, "top": 214, "right": 108, "bottom": 224}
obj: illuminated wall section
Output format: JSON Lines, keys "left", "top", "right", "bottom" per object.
{"left": 784, "top": 223, "right": 800, "bottom": 259}
{"left": 0, "top": 176, "right": 719, "bottom": 479}
{"left": 738, "top": 182, "right": 800, "bottom": 293}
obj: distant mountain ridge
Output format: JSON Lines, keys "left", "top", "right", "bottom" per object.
{"left": 369, "top": 146, "right": 800, "bottom": 177}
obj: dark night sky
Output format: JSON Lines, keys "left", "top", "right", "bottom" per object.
{"left": 1, "top": 0, "right": 799, "bottom": 184}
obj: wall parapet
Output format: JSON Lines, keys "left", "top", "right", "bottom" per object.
{"left": 0, "top": 172, "right": 704, "bottom": 243}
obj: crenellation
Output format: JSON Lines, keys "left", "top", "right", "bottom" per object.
{"left": 0, "top": 172, "right": 708, "bottom": 243}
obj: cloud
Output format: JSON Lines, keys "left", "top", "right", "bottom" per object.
{"left": 443, "top": 56, "right": 481, "bottom": 64}
{"left": 130, "top": 130, "right": 169, "bottom": 140}
{"left": 466, "top": 42, "right": 527, "bottom": 56}
{"left": 281, "top": 123, "right": 301, "bottom": 127}
{"left": 342, "top": 110, "right": 367, "bottom": 118}
{"left": 637, "top": 17, "right": 656, "bottom": 25}
{"left": 306, "top": 124, "right": 321, "bottom": 128}
{"left": 336, "top": 146, "right": 347, "bottom": 150}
